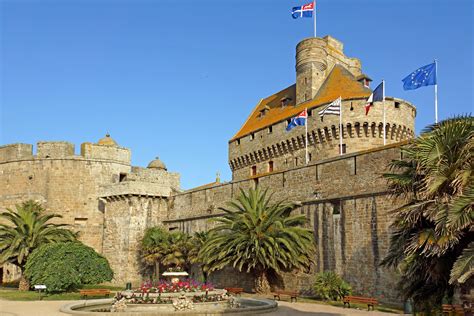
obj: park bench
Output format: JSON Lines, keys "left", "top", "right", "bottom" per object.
{"left": 343, "top": 295, "right": 378, "bottom": 311}
{"left": 79, "top": 289, "right": 111, "bottom": 299}
{"left": 442, "top": 304, "right": 467, "bottom": 316}
{"left": 273, "top": 290, "right": 299, "bottom": 303}
{"left": 225, "top": 287, "right": 244, "bottom": 296}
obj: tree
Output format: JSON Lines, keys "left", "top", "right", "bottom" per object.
{"left": 24, "top": 242, "right": 113, "bottom": 293}
{"left": 0, "top": 200, "right": 77, "bottom": 291}
{"left": 381, "top": 116, "right": 473, "bottom": 308}
{"left": 188, "top": 231, "right": 211, "bottom": 282}
{"left": 141, "top": 226, "right": 170, "bottom": 280}
{"left": 313, "top": 271, "right": 352, "bottom": 301}
{"left": 161, "top": 231, "right": 192, "bottom": 270}
{"left": 199, "top": 188, "right": 315, "bottom": 293}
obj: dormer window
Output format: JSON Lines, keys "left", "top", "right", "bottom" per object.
{"left": 259, "top": 105, "right": 270, "bottom": 118}
{"left": 356, "top": 74, "right": 372, "bottom": 88}
{"left": 280, "top": 96, "right": 292, "bottom": 107}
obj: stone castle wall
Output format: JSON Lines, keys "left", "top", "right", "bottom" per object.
{"left": 228, "top": 97, "right": 415, "bottom": 181}
{"left": 0, "top": 141, "right": 180, "bottom": 285}
{"left": 0, "top": 142, "right": 132, "bottom": 251}
{"left": 101, "top": 196, "right": 168, "bottom": 285}
{"left": 165, "top": 144, "right": 405, "bottom": 301}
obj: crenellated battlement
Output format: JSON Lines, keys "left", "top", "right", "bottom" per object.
{"left": 0, "top": 144, "right": 34, "bottom": 162}
{"left": 229, "top": 96, "right": 415, "bottom": 181}
{"left": 0, "top": 140, "right": 131, "bottom": 165}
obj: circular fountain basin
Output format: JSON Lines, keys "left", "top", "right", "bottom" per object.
{"left": 61, "top": 297, "right": 277, "bottom": 315}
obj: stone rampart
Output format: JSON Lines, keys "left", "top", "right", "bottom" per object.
{"left": 166, "top": 144, "right": 405, "bottom": 301}
{"left": 229, "top": 97, "right": 415, "bottom": 181}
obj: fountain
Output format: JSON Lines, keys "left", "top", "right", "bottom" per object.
{"left": 60, "top": 278, "right": 277, "bottom": 315}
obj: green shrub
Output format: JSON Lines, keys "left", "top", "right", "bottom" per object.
{"left": 24, "top": 242, "right": 113, "bottom": 293}
{"left": 313, "top": 271, "right": 352, "bottom": 301}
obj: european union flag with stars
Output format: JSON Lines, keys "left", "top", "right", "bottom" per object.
{"left": 402, "top": 62, "right": 437, "bottom": 90}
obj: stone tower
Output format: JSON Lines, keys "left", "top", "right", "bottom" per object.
{"left": 296, "top": 36, "right": 362, "bottom": 104}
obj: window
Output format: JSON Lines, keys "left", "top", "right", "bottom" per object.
{"left": 305, "top": 93, "right": 309, "bottom": 101}
{"left": 119, "top": 173, "right": 127, "bottom": 182}
{"left": 237, "top": 139, "right": 241, "bottom": 145}
{"left": 332, "top": 200, "right": 341, "bottom": 215}
{"left": 295, "top": 157, "right": 299, "bottom": 166}
{"left": 308, "top": 109, "right": 312, "bottom": 117}
{"left": 394, "top": 101, "right": 400, "bottom": 109}
{"left": 304, "top": 77, "right": 308, "bottom": 85}
{"left": 339, "top": 144, "right": 347, "bottom": 154}
{"left": 268, "top": 125, "right": 273, "bottom": 134}
{"left": 308, "top": 153, "right": 312, "bottom": 162}
{"left": 268, "top": 161, "right": 274, "bottom": 172}
{"left": 74, "top": 218, "right": 88, "bottom": 226}
{"left": 250, "top": 133, "right": 255, "bottom": 140}
{"left": 251, "top": 165, "right": 257, "bottom": 176}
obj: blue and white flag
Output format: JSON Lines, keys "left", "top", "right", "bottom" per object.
{"left": 402, "top": 62, "right": 437, "bottom": 90}
{"left": 286, "top": 109, "right": 307, "bottom": 131}
{"left": 292, "top": 2, "right": 314, "bottom": 19}
{"left": 365, "top": 81, "right": 384, "bottom": 115}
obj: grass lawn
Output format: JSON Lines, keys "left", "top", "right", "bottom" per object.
{"left": 0, "top": 284, "right": 123, "bottom": 301}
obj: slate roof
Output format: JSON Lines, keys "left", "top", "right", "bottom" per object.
{"left": 230, "top": 65, "right": 372, "bottom": 141}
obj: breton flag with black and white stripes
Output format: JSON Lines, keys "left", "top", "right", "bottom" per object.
{"left": 318, "top": 97, "right": 341, "bottom": 121}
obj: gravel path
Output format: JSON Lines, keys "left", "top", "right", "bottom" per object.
{"left": 0, "top": 299, "right": 399, "bottom": 316}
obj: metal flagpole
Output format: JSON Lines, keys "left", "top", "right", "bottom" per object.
{"left": 339, "top": 97, "right": 343, "bottom": 155}
{"left": 305, "top": 108, "right": 309, "bottom": 164}
{"left": 382, "top": 80, "right": 386, "bottom": 146}
{"left": 313, "top": 0, "right": 316, "bottom": 37}
{"left": 434, "top": 59, "right": 438, "bottom": 123}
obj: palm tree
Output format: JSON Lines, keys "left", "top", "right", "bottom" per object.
{"left": 188, "top": 231, "right": 211, "bottom": 282}
{"left": 381, "top": 116, "right": 473, "bottom": 308}
{"left": 0, "top": 200, "right": 77, "bottom": 290}
{"left": 141, "top": 226, "right": 170, "bottom": 280}
{"left": 199, "top": 187, "right": 315, "bottom": 293}
{"left": 161, "top": 231, "right": 192, "bottom": 271}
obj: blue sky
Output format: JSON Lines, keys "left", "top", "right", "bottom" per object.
{"left": 1, "top": 0, "right": 472, "bottom": 189}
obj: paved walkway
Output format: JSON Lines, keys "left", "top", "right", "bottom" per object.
{"left": 0, "top": 299, "right": 399, "bottom": 316}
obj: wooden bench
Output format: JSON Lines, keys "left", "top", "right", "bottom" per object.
{"left": 225, "top": 287, "right": 244, "bottom": 296}
{"left": 442, "top": 304, "right": 467, "bottom": 316}
{"left": 343, "top": 296, "right": 378, "bottom": 311}
{"left": 79, "top": 289, "right": 111, "bottom": 299}
{"left": 273, "top": 290, "right": 298, "bottom": 303}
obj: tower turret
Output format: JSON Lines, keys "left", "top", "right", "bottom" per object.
{"left": 295, "top": 36, "right": 362, "bottom": 104}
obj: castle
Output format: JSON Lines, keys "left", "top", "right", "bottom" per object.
{"left": 0, "top": 36, "right": 416, "bottom": 302}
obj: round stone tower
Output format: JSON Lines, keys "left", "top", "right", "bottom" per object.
{"left": 296, "top": 38, "right": 328, "bottom": 104}
{"left": 295, "top": 36, "right": 363, "bottom": 105}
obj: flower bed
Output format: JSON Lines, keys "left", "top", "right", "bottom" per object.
{"left": 137, "top": 279, "right": 214, "bottom": 294}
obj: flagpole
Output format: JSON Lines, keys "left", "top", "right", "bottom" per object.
{"left": 339, "top": 97, "right": 343, "bottom": 155}
{"left": 382, "top": 79, "right": 386, "bottom": 146}
{"left": 313, "top": 0, "right": 316, "bottom": 37}
{"left": 434, "top": 59, "right": 438, "bottom": 123}
{"left": 305, "top": 108, "right": 309, "bottom": 164}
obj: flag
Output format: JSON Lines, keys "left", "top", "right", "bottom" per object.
{"left": 292, "top": 2, "right": 314, "bottom": 19}
{"left": 318, "top": 97, "right": 341, "bottom": 121}
{"left": 286, "top": 109, "right": 307, "bottom": 131}
{"left": 365, "top": 81, "right": 384, "bottom": 115}
{"left": 402, "top": 62, "right": 437, "bottom": 90}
